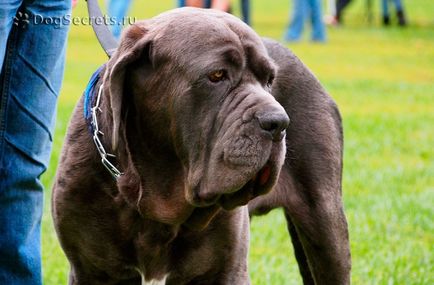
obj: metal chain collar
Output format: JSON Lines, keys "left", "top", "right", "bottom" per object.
{"left": 91, "top": 84, "right": 123, "bottom": 179}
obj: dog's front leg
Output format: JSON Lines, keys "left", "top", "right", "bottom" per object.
{"left": 214, "top": 207, "right": 251, "bottom": 285}
{"left": 284, "top": 180, "right": 351, "bottom": 284}
{"left": 285, "top": 217, "right": 315, "bottom": 285}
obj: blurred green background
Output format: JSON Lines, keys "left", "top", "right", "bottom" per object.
{"left": 41, "top": 0, "right": 434, "bottom": 284}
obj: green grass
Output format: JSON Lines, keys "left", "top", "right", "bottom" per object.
{"left": 41, "top": 0, "right": 434, "bottom": 284}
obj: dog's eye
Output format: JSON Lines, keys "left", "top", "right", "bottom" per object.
{"left": 208, "top": 70, "right": 227, "bottom": 83}
{"left": 266, "top": 75, "right": 275, "bottom": 88}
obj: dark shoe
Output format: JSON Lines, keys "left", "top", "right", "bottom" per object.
{"left": 397, "top": 10, "right": 407, "bottom": 26}
{"left": 383, "top": 15, "right": 390, "bottom": 26}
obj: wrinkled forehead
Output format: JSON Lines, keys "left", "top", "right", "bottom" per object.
{"left": 149, "top": 8, "right": 270, "bottom": 70}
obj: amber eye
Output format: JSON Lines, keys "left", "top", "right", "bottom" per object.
{"left": 208, "top": 70, "right": 226, "bottom": 83}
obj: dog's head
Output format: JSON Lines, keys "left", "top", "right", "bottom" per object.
{"left": 103, "top": 8, "right": 289, "bottom": 226}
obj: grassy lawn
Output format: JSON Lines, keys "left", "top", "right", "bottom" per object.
{"left": 41, "top": 0, "right": 433, "bottom": 284}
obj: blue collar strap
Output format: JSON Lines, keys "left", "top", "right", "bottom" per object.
{"left": 83, "top": 65, "right": 105, "bottom": 132}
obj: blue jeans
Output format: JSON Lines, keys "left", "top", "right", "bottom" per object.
{"left": 285, "top": 0, "right": 326, "bottom": 42}
{"left": 177, "top": 0, "right": 212, "bottom": 8}
{"left": 241, "top": 0, "right": 250, "bottom": 26}
{"left": 0, "top": 1, "right": 70, "bottom": 284}
{"left": 107, "top": 0, "right": 133, "bottom": 39}
{"left": 381, "top": 0, "right": 403, "bottom": 16}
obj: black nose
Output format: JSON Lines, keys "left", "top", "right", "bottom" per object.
{"left": 257, "top": 111, "right": 290, "bottom": 141}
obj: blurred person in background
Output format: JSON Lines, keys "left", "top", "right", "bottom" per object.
{"left": 324, "top": 0, "right": 337, "bottom": 25}
{"left": 179, "top": 0, "right": 250, "bottom": 25}
{"left": 335, "top": 0, "right": 352, "bottom": 25}
{"left": 179, "top": 0, "right": 230, "bottom": 12}
{"left": 382, "top": 0, "right": 407, "bottom": 26}
{"left": 285, "top": 0, "right": 326, "bottom": 42}
{"left": 210, "top": 0, "right": 231, "bottom": 12}
{"left": 0, "top": 0, "right": 71, "bottom": 284}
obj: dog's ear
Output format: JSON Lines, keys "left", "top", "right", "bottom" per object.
{"left": 103, "top": 23, "right": 153, "bottom": 151}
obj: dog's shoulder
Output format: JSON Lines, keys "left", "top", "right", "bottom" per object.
{"left": 262, "top": 37, "right": 342, "bottom": 130}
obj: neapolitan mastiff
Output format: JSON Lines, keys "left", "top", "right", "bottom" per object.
{"left": 52, "top": 7, "right": 350, "bottom": 285}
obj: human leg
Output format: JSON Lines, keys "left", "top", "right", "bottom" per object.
{"left": 392, "top": 0, "right": 407, "bottom": 26}
{"left": 241, "top": 0, "right": 250, "bottom": 25}
{"left": 107, "top": 0, "right": 133, "bottom": 39}
{"left": 324, "top": 0, "right": 337, "bottom": 25}
{"left": 0, "top": 0, "right": 70, "bottom": 284}
{"left": 336, "top": 0, "right": 351, "bottom": 24}
{"left": 381, "top": 0, "right": 391, "bottom": 25}
{"left": 309, "top": 0, "right": 326, "bottom": 42}
{"left": 285, "top": 0, "right": 307, "bottom": 42}
{"left": 0, "top": 1, "right": 22, "bottom": 69}
{"left": 328, "top": 0, "right": 336, "bottom": 17}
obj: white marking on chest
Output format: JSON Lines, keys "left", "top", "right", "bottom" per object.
{"left": 141, "top": 273, "right": 168, "bottom": 285}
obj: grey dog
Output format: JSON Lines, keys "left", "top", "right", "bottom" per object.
{"left": 52, "top": 8, "right": 351, "bottom": 285}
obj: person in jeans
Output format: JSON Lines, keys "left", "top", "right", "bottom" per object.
{"left": 107, "top": 0, "right": 133, "bottom": 38}
{"left": 382, "top": 0, "right": 407, "bottom": 26}
{"left": 0, "top": 0, "right": 71, "bottom": 284}
{"left": 284, "top": 0, "right": 326, "bottom": 42}
{"left": 178, "top": 0, "right": 251, "bottom": 25}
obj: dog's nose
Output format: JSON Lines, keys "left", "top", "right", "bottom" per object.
{"left": 192, "top": 188, "right": 220, "bottom": 207}
{"left": 256, "top": 110, "right": 290, "bottom": 142}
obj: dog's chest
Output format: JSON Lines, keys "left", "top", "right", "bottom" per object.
{"left": 131, "top": 224, "right": 208, "bottom": 284}
{"left": 131, "top": 229, "right": 175, "bottom": 280}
